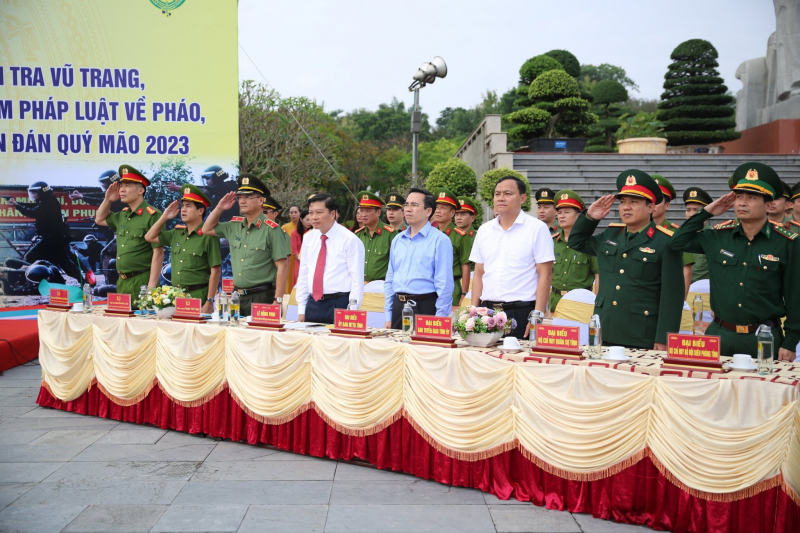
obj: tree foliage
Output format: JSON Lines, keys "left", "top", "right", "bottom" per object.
{"left": 585, "top": 80, "right": 629, "bottom": 148}
{"left": 544, "top": 49, "right": 580, "bottom": 78}
{"left": 478, "top": 168, "right": 531, "bottom": 211}
{"left": 656, "top": 39, "right": 740, "bottom": 145}
{"left": 425, "top": 159, "right": 478, "bottom": 197}
{"left": 578, "top": 63, "right": 639, "bottom": 93}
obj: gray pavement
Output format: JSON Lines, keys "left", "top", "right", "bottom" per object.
{"left": 0, "top": 362, "right": 649, "bottom": 532}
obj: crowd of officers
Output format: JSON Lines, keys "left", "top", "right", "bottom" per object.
{"left": 94, "top": 160, "right": 799, "bottom": 361}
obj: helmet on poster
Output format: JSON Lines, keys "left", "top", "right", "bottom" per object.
{"left": 201, "top": 165, "right": 228, "bottom": 185}
{"left": 98, "top": 170, "right": 120, "bottom": 187}
{"left": 25, "top": 260, "right": 65, "bottom": 285}
{"left": 83, "top": 234, "right": 98, "bottom": 244}
{"left": 160, "top": 263, "right": 172, "bottom": 285}
{"left": 27, "top": 181, "right": 52, "bottom": 201}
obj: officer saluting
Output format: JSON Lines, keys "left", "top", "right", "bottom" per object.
{"left": 95, "top": 165, "right": 164, "bottom": 297}
{"left": 354, "top": 191, "right": 397, "bottom": 282}
{"left": 569, "top": 169, "right": 683, "bottom": 350}
{"left": 145, "top": 185, "right": 221, "bottom": 313}
{"left": 670, "top": 162, "right": 799, "bottom": 360}
{"left": 202, "top": 173, "right": 289, "bottom": 316}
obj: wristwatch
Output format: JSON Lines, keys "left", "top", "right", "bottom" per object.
{"left": 276, "top": 297, "right": 283, "bottom": 304}
{"left": 207, "top": 297, "right": 215, "bottom": 304}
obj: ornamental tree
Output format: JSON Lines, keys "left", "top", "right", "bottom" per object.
{"left": 514, "top": 55, "right": 564, "bottom": 108}
{"left": 425, "top": 159, "right": 482, "bottom": 222}
{"left": 585, "top": 80, "right": 629, "bottom": 150}
{"left": 656, "top": 39, "right": 740, "bottom": 145}
{"left": 478, "top": 168, "right": 531, "bottom": 211}
{"left": 544, "top": 49, "right": 580, "bottom": 78}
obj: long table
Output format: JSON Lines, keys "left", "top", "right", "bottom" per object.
{"left": 35, "top": 310, "right": 800, "bottom": 533}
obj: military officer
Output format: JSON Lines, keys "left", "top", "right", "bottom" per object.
{"left": 145, "top": 185, "right": 222, "bottom": 313}
{"left": 201, "top": 173, "right": 289, "bottom": 316}
{"left": 432, "top": 188, "right": 469, "bottom": 308}
{"left": 549, "top": 190, "right": 599, "bottom": 312}
{"left": 788, "top": 182, "right": 800, "bottom": 235}
{"left": 535, "top": 187, "right": 558, "bottom": 232}
{"left": 767, "top": 180, "right": 792, "bottom": 227}
{"left": 455, "top": 196, "right": 478, "bottom": 302}
{"left": 384, "top": 192, "right": 407, "bottom": 232}
{"left": 354, "top": 191, "right": 397, "bottom": 282}
{"left": 669, "top": 162, "right": 799, "bottom": 360}
{"left": 682, "top": 186, "right": 713, "bottom": 283}
{"left": 569, "top": 169, "right": 684, "bottom": 350}
{"left": 95, "top": 165, "right": 164, "bottom": 298}
{"left": 651, "top": 175, "right": 681, "bottom": 230}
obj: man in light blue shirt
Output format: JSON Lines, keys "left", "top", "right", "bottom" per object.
{"left": 384, "top": 188, "right": 454, "bottom": 329}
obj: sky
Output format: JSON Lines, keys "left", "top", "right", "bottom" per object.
{"left": 237, "top": 0, "right": 777, "bottom": 122}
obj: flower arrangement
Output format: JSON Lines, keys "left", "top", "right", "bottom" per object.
{"left": 453, "top": 306, "right": 517, "bottom": 339}
{"left": 136, "top": 285, "right": 186, "bottom": 311}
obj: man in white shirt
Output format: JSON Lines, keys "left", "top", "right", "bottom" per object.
{"left": 297, "top": 193, "right": 365, "bottom": 324}
{"left": 470, "top": 176, "right": 554, "bottom": 338}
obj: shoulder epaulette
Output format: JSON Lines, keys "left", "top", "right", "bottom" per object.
{"left": 383, "top": 225, "right": 395, "bottom": 233}
{"left": 231, "top": 216, "right": 244, "bottom": 222}
{"left": 551, "top": 232, "right": 561, "bottom": 241}
{"left": 174, "top": 224, "right": 186, "bottom": 229}
{"left": 714, "top": 220, "right": 736, "bottom": 230}
{"left": 775, "top": 226, "right": 798, "bottom": 240}
{"left": 453, "top": 227, "right": 466, "bottom": 236}
{"left": 788, "top": 220, "right": 800, "bottom": 227}
{"left": 354, "top": 226, "right": 365, "bottom": 233}
{"left": 670, "top": 222, "right": 680, "bottom": 229}
{"left": 146, "top": 206, "right": 157, "bottom": 215}
{"left": 608, "top": 223, "right": 625, "bottom": 227}
{"left": 655, "top": 225, "right": 674, "bottom": 237}
{"left": 265, "top": 219, "right": 278, "bottom": 229}
{"left": 122, "top": 207, "right": 130, "bottom": 212}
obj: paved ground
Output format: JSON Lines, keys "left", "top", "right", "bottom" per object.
{"left": 0, "top": 362, "right": 650, "bottom": 533}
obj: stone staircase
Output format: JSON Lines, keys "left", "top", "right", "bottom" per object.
{"left": 513, "top": 154, "right": 800, "bottom": 227}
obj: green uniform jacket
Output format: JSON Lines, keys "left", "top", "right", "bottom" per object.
{"left": 549, "top": 228, "right": 599, "bottom": 312}
{"left": 215, "top": 214, "right": 289, "bottom": 288}
{"left": 158, "top": 225, "right": 222, "bottom": 290}
{"left": 785, "top": 219, "right": 800, "bottom": 235}
{"left": 669, "top": 209, "right": 800, "bottom": 350}
{"left": 106, "top": 201, "right": 162, "bottom": 274}
{"left": 355, "top": 224, "right": 397, "bottom": 281}
{"left": 460, "top": 228, "right": 475, "bottom": 270}
{"left": 443, "top": 223, "right": 470, "bottom": 302}
{"left": 569, "top": 215, "right": 684, "bottom": 348}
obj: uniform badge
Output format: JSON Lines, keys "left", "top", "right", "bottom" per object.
{"left": 146, "top": 206, "right": 156, "bottom": 215}
{"left": 242, "top": 177, "right": 250, "bottom": 185}
{"left": 561, "top": 193, "right": 569, "bottom": 200}
{"left": 541, "top": 191, "right": 548, "bottom": 198}
{"left": 137, "top": 208, "right": 143, "bottom": 215}
{"left": 197, "top": 229, "right": 202, "bottom": 236}
{"left": 647, "top": 227, "right": 654, "bottom": 238}
{"left": 438, "top": 192, "right": 446, "bottom": 199}
{"left": 626, "top": 175, "right": 636, "bottom": 186}
{"left": 256, "top": 219, "right": 262, "bottom": 228}
{"left": 690, "top": 190, "right": 697, "bottom": 198}
{"left": 390, "top": 195, "right": 396, "bottom": 201}
{"left": 639, "top": 247, "right": 655, "bottom": 254}
{"left": 122, "top": 207, "right": 130, "bottom": 212}
{"left": 604, "top": 240, "right": 618, "bottom": 246}
{"left": 184, "top": 187, "right": 190, "bottom": 194}
{"left": 265, "top": 219, "right": 278, "bottom": 228}
{"left": 122, "top": 168, "right": 129, "bottom": 175}
{"left": 746, "top": 169, "right": 758, "bottom": 181}
{"left": 761, "top": 254, "right": 779, "bottom": 262}
{"left": 720, "top": 249, "right": 734, "bottom": 257}
{"left": 231, "top": 216, "right": 244, "bottom": 222}
{"left": 362, "top": 194, "right": 369, "bottom": 200}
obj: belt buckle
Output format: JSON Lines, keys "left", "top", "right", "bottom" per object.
{"left": 398, "top": 294, "right": 407, "bottom": 302}
{"left": 736, "top": 325, "right": 749, "bottom": 334}
{"left": 239, "top": 288, "right": 247, "bottom": 296}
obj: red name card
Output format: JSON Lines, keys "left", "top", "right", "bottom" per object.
{"left": 536, "top": 324, "right": 580, "bottom": 349}
{"left": 415, "top": 315, "right": 452, "bottom": 339}
{"left": 49, "top": 288, "right": 69, "bottom": 306}
{"left": 334, "top": 309, "right": 367, "bottom": 331}
{"left": 107, "top": 293, "right": 132, "bottom": 312}
{"left": 175, "top": 297, "right": 201, "bottom": 317}
{"left": 221, "top": 278, "right": 234, "bottom": 293}
{"left": 667, "top": 333, "right": 720, "bottom": 361}
{"left": 253, "top": 303, "right": 282, "bottom": 323}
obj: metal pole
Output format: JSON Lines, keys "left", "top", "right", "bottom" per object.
{"left": 411, "top": 88, "right": 420, "bottom": 182}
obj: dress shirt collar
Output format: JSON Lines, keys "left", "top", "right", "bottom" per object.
{"left": 402, "top": 221, "right": 433, "bottom": 239}
{"left": 492, "top": 210, "right": 526, "bottom": 229}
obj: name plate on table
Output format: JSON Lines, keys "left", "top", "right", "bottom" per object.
{"left": 330, "top": 309, "right": 369, "bottom": 338}
{"left": 46, "top": 288, "right": 72, "bottom": 311}
{"left": 662, "top": 333, "right": 726, "bottom": 373}
{"left": 221, "top": 278, "right": 234, "bottom": 293}
{"left": 248, "top": 303, "right": 284, "bottom": 330}
{"left": 529, "top": 324, "right": 584, "bottom": 360}
{"left": 172, "top": 298, "right": 205, "bottom": 323}
{"left": 105, "top": 293, "right": 134, "bottom": 317}
{"left": 411, "top": 315, "right": 457, "bottom": 348}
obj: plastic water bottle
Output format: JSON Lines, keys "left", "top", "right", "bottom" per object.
{"left": 229, "top": 291, "right": 240, "bottom": 326}
{"left": 692, "top": 295, "right": 704, "bottom": 335}
{"left": 588, "top": 314, "right": 602, "bottom": 359}
{"left": 528, "top": 310, "right": 544, "bottom": 345}
{"left": 401, "top": 300, "right": 416, "bottom": 338}
{"left": 82, "top": 283, "right": 93, "bottom": 314}
{"left": 347, "top": 299, "right": 358, "bottom": 311}
{"left": 137, "top": 285, "right": 148, "bottom": 315}
{"left": 218, "top": 291, "right": 229, "bottom": 325}
{"left": 756, "top": 325, "right": 774, "bottom": 375}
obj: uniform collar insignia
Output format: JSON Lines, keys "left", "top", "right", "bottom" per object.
{"left": 646, "top": 227, "right": 654, "bottom": 238}
{"left": 137, "top": 208, "right": 143, "bottom": 215}
{"left": 256, "top": 219, "right": 262, "bottom": 228}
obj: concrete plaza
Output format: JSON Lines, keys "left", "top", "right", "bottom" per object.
{"left": 0, "top": 361, "right": 648, "bottom": 533}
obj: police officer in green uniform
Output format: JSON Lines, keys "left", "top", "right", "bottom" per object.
{"left": 145, "top": 185, "right": 222, "bottom": 313}
{"left": 455, "top": 196, "right": 478, "bottom": 302}
{"left": 95, "top": 165, "right": 164, "bottom": 298}
{"left": 354, "top": 191, "right": 397, "bottom": 282}
{"left": 202, "top": 173, "right": 289, "bottom": 316}
{"left": 432, "top": 188, "right": 469, "bottom": 309}
{"left": 535, "top": 187, "right": 559, "bottom": 232}
{"left": 549, "top": 190, "right": 599, "bottom": 313}
{"left": 682, "top": 186, "right": 713, "bottom": 283}
{"left": 670, "top": 162, "right": 799, "bottom": 360}
{"left": 569, "top": 169, "right": 684, "bottom": 350}
{"left": 384, "top": 192, "right": 407, "bottom": 232}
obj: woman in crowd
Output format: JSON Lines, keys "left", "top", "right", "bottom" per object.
{"left": 290, "top": 209, "right": 312, "bottom": 286}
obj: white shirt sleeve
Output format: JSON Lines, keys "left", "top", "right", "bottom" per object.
{"left": 347, "top": 235, "right": 366, "bottom": 309}
{"left": 296, "top": 235, "right": 311, "bottom": 315}
{"left": 531, "top": 222, "right": 555, "bottom": 264}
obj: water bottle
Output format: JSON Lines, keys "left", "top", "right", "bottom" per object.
{"left": 229, "top": 291, "right": 240, "bottom": 326}
{"left": 347, "top": 299, "right": 358, "bottom": 311}
{"left": 692, "top": 295, "right": 704, "bottom": 335}
{"left": 401, "top": 300, "right": 416, "bottom": 338}
{"left": 588, "top": 314, "right": 602, "bottom": 359}
{"left": 218, "top": 291, "right": 229, "bottom": 325}
{"left": 756, "top": 325, "right": 774, "bottom": 375}
{"left": 137, "top": 285, "right": 148, "bottom": 315}
{"left": 528, "top": 310, "right": 544, "bottom": 345}
{"left": 83, "top": 283, "right": 93, "bottom": 314}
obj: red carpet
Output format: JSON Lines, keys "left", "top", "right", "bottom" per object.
{"left": 0, "top": 305, "right": 42, "bottom": 372}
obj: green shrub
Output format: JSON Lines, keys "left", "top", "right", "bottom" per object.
{"left": 615, "top": 112, "right": 667, "bottom": 140}
{"left": 519, "top": 55, "right": 564, "bottom": 85}
{"left": 479, "top": 168, "right": 531, "bottom": 211}
{"left": 425, "top": 159, "right": 477, "bottom": 198}
{"left": 592, "top": 80, "right": 629, "bottom": 106}
{"left": 544, "top": 49, "right": 581, "bottom": 78}
{"left": 656, "top": 39, "right": 739, "bottom": 146}
{"left": 505, "top": 107, "right": 550, "bottom": 142}
{"left": 584, "top": 145, "right": 615, "bottom": 153}
{"left": 589, "top": 80, "right": 629, "bottom": 147}
{"left": 528, "top": 70, "right": 581, "bottom": 101}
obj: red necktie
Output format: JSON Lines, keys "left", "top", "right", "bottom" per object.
{"left": 312, "top": 234, "right": 328, "bottom": 301}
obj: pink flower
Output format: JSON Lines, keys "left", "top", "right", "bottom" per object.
{"left": 465, "top": 317, "right": 475, "bottom": 331}
{"left": 480, "top": 315, "right": 490, "bottom": 325}
{"left": 476, "top": 307, "right": 489, "bottom": 316}
{"left": 487, "top": 316, "right": 497, "bottom": 328}
{"left": 496, "top": 311, "right": 507, "bottom": 321}
{"left": 468, "top": 306, "right": 477, "bottom": 317}
{"left": 459, "top": 313, "right": 469, "bottom": 322}
{"left": 496, "top": 315, "right": 507, "bottom": 327}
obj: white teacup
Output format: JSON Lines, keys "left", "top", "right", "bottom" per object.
{"left": 608, "top": 346, "right": 626, "bottom": 359}
{"left": 72, "top": 302, "right": 83, "bottom": 312}
{"left": 732, "top": 353, "right": 753, "bottom": 367}
{"left": 502, "top": 336, "right": 521, "bottom": 349}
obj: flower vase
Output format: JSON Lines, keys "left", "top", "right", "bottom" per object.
{"left": 153, "top": 306, "right": 177, "bottom": 320}
{"left": 464, "top": 331, "right": 503, "bottom": 348}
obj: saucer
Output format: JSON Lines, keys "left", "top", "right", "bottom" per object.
{"left": 501, "top": 347, "right": 523, "bottom": 353}
{"left": 725, "top": 363, "right": 758, "bottom": 371}
{"left": 601, "top": 354, "right": 630, "bottom": 362}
